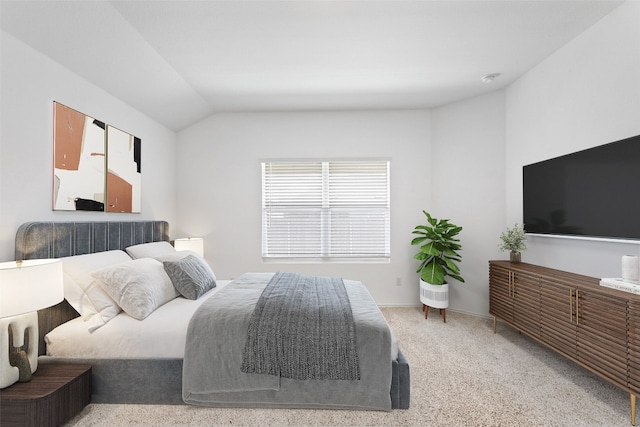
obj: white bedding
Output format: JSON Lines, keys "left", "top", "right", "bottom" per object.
{"left": 46, "top": 277, "right": 399, "bottom": 361}
{"left": 45, "top": 280, "right": 232, "bottom": 359}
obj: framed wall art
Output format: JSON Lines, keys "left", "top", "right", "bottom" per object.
{"left": 53, "top": 102, "right": 106, "bottom": 211}
{"left": 52, "top": 102, "right": 141, "bottom": 213}
{"left": 106, "top": 125, "right": 141, "bottom": 213}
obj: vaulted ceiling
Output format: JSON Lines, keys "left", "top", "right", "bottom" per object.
{"left": 1, "top": 0, "right": 623, "bottom": 131}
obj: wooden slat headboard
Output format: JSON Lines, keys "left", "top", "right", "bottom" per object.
{"left": 14, "top": 221, "right": 170, "bottom": 354}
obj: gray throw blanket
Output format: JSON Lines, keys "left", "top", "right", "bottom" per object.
{"left": 240, "top": 271, "right": 360, "bottom": 380}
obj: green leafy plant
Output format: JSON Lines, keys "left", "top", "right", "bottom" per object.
{"left": 499, "top": 223, "right": 527, "bottom": 253}
{"left": 411, "top": 211, "right": 464, "bottom": 285}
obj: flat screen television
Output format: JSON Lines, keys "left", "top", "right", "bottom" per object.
{"left": 523, "top": 134, "right": 640, "bottom": 241}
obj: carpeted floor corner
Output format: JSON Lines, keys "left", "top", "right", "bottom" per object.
{"left": 65, "top": 307, "right": 631, "bottom": 426}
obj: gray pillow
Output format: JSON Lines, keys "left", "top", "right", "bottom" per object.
{"left": 163, "top": 255, "right": 216, "bottom": 300}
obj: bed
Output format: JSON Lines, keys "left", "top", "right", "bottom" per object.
{"left": 16, "top": 221, "right": 410, "bottom": 410}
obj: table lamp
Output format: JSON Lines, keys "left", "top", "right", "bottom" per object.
{"left": 174, "top": 237, "right": 204, "bottom": 257}
{"left": 0, "top": 259, "right": 64, "bottom": 388}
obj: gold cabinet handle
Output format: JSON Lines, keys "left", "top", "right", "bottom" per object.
{"left": 570, "top": 289, "right": 574, "bottom": 323}
{"left": 569, "top": 288, "right": 580, "bottom": 324}
{"left": 509, "top": 271, "right": 516, "bottom": 298}
{"left": 575, "top": 289, "right": 579, "bottom": 325}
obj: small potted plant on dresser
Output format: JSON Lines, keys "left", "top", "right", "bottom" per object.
{"left": 411, "top": 211, "right": 464, "bottom": 322}
{"left": 498, "top": 223, "right": 527, "bottom": 263}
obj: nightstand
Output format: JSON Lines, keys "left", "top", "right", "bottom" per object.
{"left": 0, "top": 363, "right": 92, "bottom": 427}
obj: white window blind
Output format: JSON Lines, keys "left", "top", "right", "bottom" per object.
{"left": 262, "top": 160, "right": 390, "bottom": 261}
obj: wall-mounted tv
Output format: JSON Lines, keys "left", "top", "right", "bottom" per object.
{"left": 523, "top": 134, "right": 640, "bottom": 241}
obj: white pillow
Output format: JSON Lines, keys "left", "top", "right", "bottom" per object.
{"left": 92, "top": 258, "right": 179, "bottom": 320}
{"left": 153, "top": 250, "right": 195, "bottom": 261}
{"left": 61, "top": 250, "right": 132, "bottom": 332}
{"left": 125, "top": 241, "right": 175, "bottom": 259}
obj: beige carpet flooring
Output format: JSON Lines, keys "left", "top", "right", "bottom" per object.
{"left": 65, "top": 307, "right": 631, "bottom": 426}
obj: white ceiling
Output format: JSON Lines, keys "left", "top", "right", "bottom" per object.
{"left": 1, "top": 0, "right": 623, "bottom": 131}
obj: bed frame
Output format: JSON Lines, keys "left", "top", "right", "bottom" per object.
{"left": 16, "top": 221, "right": 410, "bottom": 409}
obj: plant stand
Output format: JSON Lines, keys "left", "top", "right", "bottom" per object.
{"left": 422, "top": 304, "right": 447, "bottom": 322}
{"left": 419, "top": 280, "right": 448, "bottom": 322}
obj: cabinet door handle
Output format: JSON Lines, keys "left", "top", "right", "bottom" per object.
{"left": 509, "top": 271, "right": 515, "bottom": 297}
{"left": 569, "top": 289, "right": 580, "bottom": 324}
{"left": 575, "top": 289, "right": 579, "bottom": 325}
{"left": 570, "top": 289, "right": 574, "bottom": 323}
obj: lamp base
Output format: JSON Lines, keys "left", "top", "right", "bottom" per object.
{"left": 9, "top": 350, "right": 32, "bottom": 382}
{"left": 0, "top": 312, "right": 38, "bottom": 388}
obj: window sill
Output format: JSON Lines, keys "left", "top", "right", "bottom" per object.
{"left": 262, "top": 257, "right": 390, "bottom": 264}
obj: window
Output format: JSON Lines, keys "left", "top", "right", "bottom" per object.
{"left": 262, "top": 160, "right": 390, "bottom": 261}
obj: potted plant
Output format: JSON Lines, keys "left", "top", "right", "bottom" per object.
{"left": 411, "top": 211, "right": 464, "bottom": 315}
{"left": 499, "top": 223, "right": 527, "bottom": 263}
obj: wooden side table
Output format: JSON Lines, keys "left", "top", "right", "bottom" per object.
{"left": 0, "top": 363, "right": 92, "bottom": 427}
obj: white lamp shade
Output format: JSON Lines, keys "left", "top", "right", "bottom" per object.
{"left": 0, "top": 259, "right": 64, "bottom": 318}
{"left": 174, "top": 237, "right": 204, "bottom": 257}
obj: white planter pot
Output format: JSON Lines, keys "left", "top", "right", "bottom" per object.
{"left": 420, "top": 279, "right": 449, "bottom": 309}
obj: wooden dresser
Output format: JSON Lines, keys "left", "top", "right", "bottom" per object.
{"left": 489, "top": 261, "right": 640, "bottom": 425}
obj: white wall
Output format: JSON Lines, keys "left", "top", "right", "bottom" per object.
{"left": 505, "top": 0, "right": 640, "bottom": 278}
{"left": 0, "top": 33, "right": 178, "bottom": 261}
{"left": 174, "top": 0, "right": 637, "bottom": 311}
{"left": 431, "top": 90, "right": 506, "bottom": 316}
{"left": 2, "top": 0, "right": 636, "bottom": 314}
{"left": 177, "top": 110, "right": 431, "bottom": 305}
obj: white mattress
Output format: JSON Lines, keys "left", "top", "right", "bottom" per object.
{"left": 45, "top": 280, "right": 232, "bottom": 359}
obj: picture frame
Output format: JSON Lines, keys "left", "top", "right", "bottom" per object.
{"left": 53, "top": 102, "right": 106, "bottom": 211}
{"left": 52, "top": 102, "right": 141, "bottom": 213}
